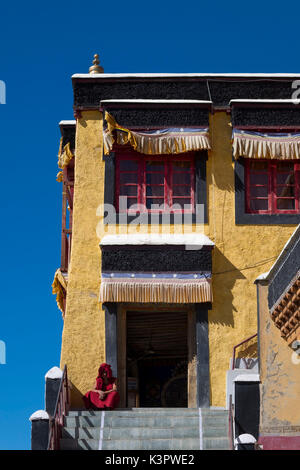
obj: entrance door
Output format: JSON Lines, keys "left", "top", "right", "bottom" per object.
{"left": 126, "top": 311, "right": 188, "bottom": 408}
{"left": 235, "top": 381, "right": 260, "bottom": 440}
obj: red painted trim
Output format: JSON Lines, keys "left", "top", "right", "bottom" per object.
{"left": 115, "top": 152, "right": 195, "bottom": 214}
{"left": 259, "top": 436, "right": 300, "bottom": 450}
{"left": 73, "top": 109, "right": 82, "bottom": 119}
{"left": 245, "top": 159, "right": 300, "bottom": 215}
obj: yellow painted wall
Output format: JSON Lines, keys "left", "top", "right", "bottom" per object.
{"left": 258, "top": 283, "right": 300, "bottom": 431}
{"left": 60, "top": 111, "right": 105, "bottom": 407}
{"left": 206, "top": 113, "right": 295, "bottom": 406}
{"left": 60, "top": 110, "right": 296, "bottom": 408}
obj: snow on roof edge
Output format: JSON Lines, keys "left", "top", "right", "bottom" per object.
{"left": 100, "top": 233, "right": 214, "bottom": 246}
{"left": 59, "top": 120, "right": 76, "bottom": 126}
{"left": 45, "top": 366, "right": 63, "bottom": 380}
{"left": 255, "top": 272, "right": 270, "bottom": 282}
{"left": 29, "top": 410, "right": 50, "bottom": 421}
{"left": 234, "top": 434, "right": 257, "bottom": 444}
{"left": 234, "top": 374, "right": 260, "bottom": 382}
{"left": 230, "top": 99, "right": 300, "bottom": 104}
{"left": 101, "top": 99, "right": 212, "bottom": 104}
{"left": 72, "top": 73, "right": 300, "bottom": 79}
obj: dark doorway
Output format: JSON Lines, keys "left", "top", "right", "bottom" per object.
{"left": 126, "top": 311, "right": 188, "bottom": 407}
{"left": 235, "top": 381, "right": 260, "bottom": 440}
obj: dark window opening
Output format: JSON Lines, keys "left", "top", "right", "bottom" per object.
{"left": 116, "top": 153, "right": 195, "bottom": 214}
{"left": 245, "top": 159, "right": 300, "bottom": 215}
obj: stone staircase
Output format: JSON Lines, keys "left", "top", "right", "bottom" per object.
{"left": 60, "top": 408, "right": 230, "bottom": 450}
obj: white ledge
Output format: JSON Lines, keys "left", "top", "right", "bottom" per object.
{"left": 72, "top": 73, "right": 300, "bottom": 79}
{"left": 255, "top": 272, "right": 269, "bottom": 282}
{"left": 101, "top": 99, "right": 212, "bottom": 104}
{"left": 234, "top": 374, "right": 260, "bottom": 382}
{"left": 59, "top": 120, "right": 76, "bottom": 126}
{"left": 100, "top": 233, "right": 214, "bottom": 247}
{"left": 29, "top": 410, "right": 49, "bottom": 421}
{"left": 45, "top": 366, "right": 63, "bottom": 380}
{"left": 235, "top": 434, "right": 257, "bottom": 444}
{"left": 230, "top": 99, "right": 300, "bottom": 104}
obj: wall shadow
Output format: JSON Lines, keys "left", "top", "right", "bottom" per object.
{"left": 209, "top": 247, "right": 247, "bottom": 327}
{"left": 69, "top": 383, "right": 86, "bottom": 410}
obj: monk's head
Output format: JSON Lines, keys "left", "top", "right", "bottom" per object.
{"left": 98, "top": 363, "right": 112, "bottom": 379}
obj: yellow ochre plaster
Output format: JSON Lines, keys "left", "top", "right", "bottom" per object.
{"left": 60, "top": 110, "right": 296, "bottom": 408}
{"left": 258, "top": 283, "right": 300, "bottom": 429}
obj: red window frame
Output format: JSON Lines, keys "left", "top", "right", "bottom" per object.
{"left": 245, "top": 159, "right": 300, "bottom": 214}
{"left": 116, "top": 152, "right": 195, "bottom": 213}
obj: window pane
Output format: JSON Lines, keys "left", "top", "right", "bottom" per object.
{"left": 172, "top": 185, "right": 191, "bottom": 196}
{"left": 146, "top": 173, "right": 164, "bottom": 184}
{"left": 276, "top": 173, "right": 295, "bottom": 185}
{"left": 276, "top": 186, "right": 295, "bottom": 197}
{"left": 250, "top": 199, "right": 269, "bottom": 211}
{"left": 119, "top": 159, "right": 139, "bottom": 171}
{"left": 250, "top": 173, "right": 268, "bottom": 185}
{"left": 117, "top": 155, "right": 195, "bottom": 214}
{"left": 126, "top": 198, "right": 138, "bottom": 209}
{"left": 249, "top": 160, "right": 269, "bottom": 171}
{"left": 276, "top": 199, "right": 295, "bottom": 210}
{"left": 250, "top": 186, "right": 268, "bottom": 197}
{"left": 146, "top": 198, "right": 164, "bottom": 209}
{"left": 146, "top": 185, "right": 164, "bottom": 196}
{"left": 276, "top": 161, "right": 294, "bottom": 172}
{"left": 173, "top": 173, "right": 191, "bottom": 184}
{"left": 172, "top": 161, "right": 191, "bottom": 171}
{"left": 119, "top": 185, "right": 138, "bottom": 196}
{"left": 172, "top": 198, "right": 192, "bottom": 209}
{"left": 146, "top": 161, "right": 164, "bottom": 172}
{"left": 120, "top": 172, "right": 138, "bottom": 184}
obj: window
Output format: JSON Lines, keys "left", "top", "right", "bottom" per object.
{"left": 116, "top": 154, "right": 195, "bottom": 213}
{"left": 245, "top": 160, "right": 300, "bottom": 214}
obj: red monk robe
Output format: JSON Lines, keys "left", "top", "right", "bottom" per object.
{"left": 82, "top": 363, "right": 120, "bottom": 410}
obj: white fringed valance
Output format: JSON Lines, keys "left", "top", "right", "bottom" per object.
{"left": 52, "top": 268, "right": 68, "bottom": 315}
{"left": 232, "top": 129, "right": 300, "bottom": 160}
{"left": 99, "top": 273, "right": 212, "bottom": 304}
{"left": 103, "top": 112, "right": 211, "bottom": 156}
{"left": 57, "top": 138, "right": 75, "bottom": 169}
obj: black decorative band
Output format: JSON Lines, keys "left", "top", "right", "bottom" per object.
{"left": 101, "top": 107, "right": 209, "bottom": 128}
{"left": 268, "top": 235, "right": 300, "bottom": 309}
{"left": 101, "top": 246, "right": 212, "bottom": 273}
{"left": 60, "top": 125, "right": 76, "bottom": 150}
{"left": 232, "top": 106, "right": 300, "bottom": 128}
{"left": 73, "top": 78, "right": 298, "bottom": 109}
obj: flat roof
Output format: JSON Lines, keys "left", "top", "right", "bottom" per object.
{"left": 101, "top": 99, "right": 212, "bottom": 104}
{"left": 72, "top": 73, "right": 300, "bottom": 79}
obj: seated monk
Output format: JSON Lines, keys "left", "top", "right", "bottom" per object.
{"left": 82, "top": 363, "right": 120, "bottom": 410}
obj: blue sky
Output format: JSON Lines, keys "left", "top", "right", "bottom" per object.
{"left": 0, "top": 0, "right": 300, "bottom": 450}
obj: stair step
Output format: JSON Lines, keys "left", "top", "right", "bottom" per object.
{"left": 65, "top": 414, "right": 227, "bottom": 428}
{"left": 60, "top": 437, "right": 202, "bottom": 450}
{"left": 65, "top": 415, "right": 199, "bottom": 428}
{"left": 60, "top": 436, "right": 230, "bottom": 451}
{"left": 67, "top": 410, "right": 201, "bottom": 418}
{"left": 203, "top": 437, "right": 230, "bottom": 450}
{"left": 67, "top": 408, "right": 227, "bottom": 417}
{"left": 61, "top": 408, "right": 229, "bottom": 450}
{"left": 62, "top": 425, "right": 227, "bottom": 440}
{"left": 63, "top": 426, "right": 200, "bottom": 440}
